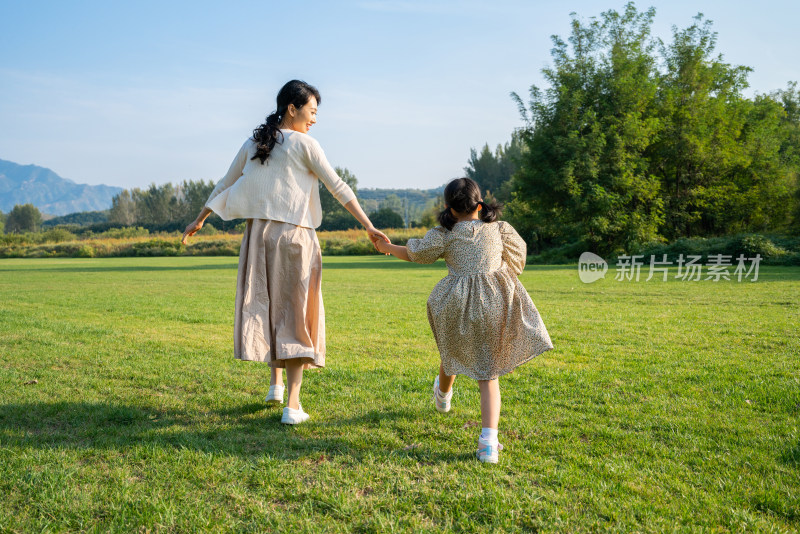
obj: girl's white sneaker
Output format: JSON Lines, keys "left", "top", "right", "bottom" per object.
{"left": 265, "top": 384, "right": 285, "bottom": 404}
{"left": 281, "top": 405, "right": 310, "bottom": 425}
{"left": 433, "top": 376, "right": 452, "bottom": 413}
{"left": 476, "top": 438, "right": 503, "bottom": 464}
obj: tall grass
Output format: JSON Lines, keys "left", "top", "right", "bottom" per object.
{"left": 0, "top": 228, "right": 428, "bottom": 258}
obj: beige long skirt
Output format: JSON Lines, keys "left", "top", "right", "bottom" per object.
{"left": 234, "top": 219, "right": 325, "bottom": 369}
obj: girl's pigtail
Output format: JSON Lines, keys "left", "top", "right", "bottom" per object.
{"left": 479, "top": 200, "right": 502, "bottom": 223}
{"left": 438, "top": 206, "right": 458, "bottom": 231}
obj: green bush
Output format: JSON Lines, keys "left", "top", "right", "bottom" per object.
{"left": 0, "top": 233, "right": 29, "bottom": 246}
{"left": 0, "top": 246, "right": 24, "bottom": 258}
{"left": 186, "top": 240, "right": 238, "bottom": 256}
{"left": 95, "top": 226, "right": 150, "bottom": 239}
{"left": 197, "top": 223, "right": 219, "bottom": 236}
{"left": 128, "top": 239, "right": 184, "bottom": 257}
{"left": 733, "top": 235, "right": 786, "bottom": 259}
{"left": 635, "top": 234, "right": 797, "bottom": 265}
{"left": 16, "top": 243, "right": 96, "bottom": 258}
{"left": 319, "top": 238, "right": 377, "bottom": 256}
{"left": 523, "top": 234, "right": 800, "bottom": 265}
{"left": 40, "top": 228, "right": 78, "bottom": 243}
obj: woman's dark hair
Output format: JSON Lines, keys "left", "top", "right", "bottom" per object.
{"left": 437, "top": 178, "right": 502, "bottom": 230}
{"left": 251, "top": 80, "right": 321, "bottom": 164}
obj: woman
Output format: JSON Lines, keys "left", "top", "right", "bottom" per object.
{"left": 182, "top": 80, "right": 387, "bottom": 425}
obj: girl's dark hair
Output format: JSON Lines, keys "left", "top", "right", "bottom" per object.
{"left": 251, "top": 80, "right": 321, "bottom": 164}
{"left": 437, "top": 177, "right": 502, "bottom": 230}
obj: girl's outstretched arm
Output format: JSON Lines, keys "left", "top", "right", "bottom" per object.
{"left": 376, "top": 240, "right": 411, "bottom": 262}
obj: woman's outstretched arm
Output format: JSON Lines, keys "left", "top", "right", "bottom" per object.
{"left": 342, "top": 198, "right": 390, "bottom": 247}
{"left": 181, "top": 207, "right": 213, "bottom": 244}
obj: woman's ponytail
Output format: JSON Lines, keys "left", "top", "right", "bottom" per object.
{"left": 251, "top": 109, "right": 284, "bottom": 164}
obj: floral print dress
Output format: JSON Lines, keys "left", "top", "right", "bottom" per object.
{"left": 406, "top": 220, "right": 553, "bottom": 380}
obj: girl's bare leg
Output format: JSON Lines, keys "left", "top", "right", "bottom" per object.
{"left": 285, "top": 359, "right": 304, "bottom": 410}
{"left": 270, "top": 366, "right": 283, "bottom": 387}
{"left": 438, "top": 362, "right": 456, "bottom": 393}
{"left": 478, "top": 379, "right": 501, "bottom": 429}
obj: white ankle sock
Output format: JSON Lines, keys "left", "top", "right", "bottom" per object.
{"left": 480, "top": 427, "right": 498, "bottom": 442}
{"left": 437, "top": 387, "right": 452, "bottom": 400}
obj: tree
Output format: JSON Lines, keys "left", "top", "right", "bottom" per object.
{"left": 132, "top": 183, "right": 178, "bottom": 225}
{"left": 178, "top": 179, "right": 216, "bottom": 224}
{"left": 5, "top": 203, "right": 43, "bottom": 233}
{"left": 108, "top": 190, "right": 137, "bottom": 226}
{"left": 721, "top": 94, "right": 796, "bottom": 233}
{"left": 649, "top": 14, "right": 753, "bottom": 239}
{"left": 0, "top": 210, "right": 4, "bottom": 234}
{"left": 318, "top": 167, "right": 360, "bottom": 231}
{"left": 369, "top": 207, "right": 404, "bottom": 229}
{"left": 464, "top": 131, "right": 524, "bottom": 202}
{"left": 378, "top": 194, "right": 407, "bottom": 227}
{"left": 773, "top": 83, "right": 800, "bottom": 233}
{"left": 511, "top": 3, "right": 663, "bottom": 254}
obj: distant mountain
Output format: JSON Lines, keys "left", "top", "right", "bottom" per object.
{"left": 0, "top": 159, "right": 123, "bottom": 216}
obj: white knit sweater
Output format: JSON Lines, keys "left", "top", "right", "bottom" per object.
{"left": 205, "top": 130, "right": 356, "bottom": 228}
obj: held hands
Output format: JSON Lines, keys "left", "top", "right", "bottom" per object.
{"left": 181, "top": 219, "right": 203, "bottom": 245}
{"left": 366, "top": 226, "right": 391, "bottom": 255}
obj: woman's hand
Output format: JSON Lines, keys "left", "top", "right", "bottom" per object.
{"left": 366, "top": 226, "right": 390, "bottom": 254}
{"left": 182, "top": 208, "right": 213, "bottom": 244}
{"left": 181, "top": 219, "right": 203, "bottom": 245}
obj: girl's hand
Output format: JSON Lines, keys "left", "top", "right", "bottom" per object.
{"left": 375, "top": 239, "right": 390, "bottom": 254}
{"left": 366, "top": 226, "right": 390, "bottom": 253}
{"left": 181, "top": 219, "right": 203, "bottom": 244}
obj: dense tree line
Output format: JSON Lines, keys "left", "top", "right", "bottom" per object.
{"left": 106, "top": 179, "right": 231, "bottom": 232}
{"left": 500, "top": 3, "right": 799, "bottom": 255}
{"left": 42, "top": 210, "right": 109, "bottom": 227}
{"left": 103, "top": 167, "right": 410, "bottom": 232}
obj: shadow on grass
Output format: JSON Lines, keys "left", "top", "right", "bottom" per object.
{"left": 0, "top": 263, "right": 239, "bottom": 274}
{"left": 0, "top": 401, "right": 469, "bottom": 463}
{"left": 322, "top": 260, "right": 445, "bottom": 271}
{"left": 322, "top": 260, "right": 579, "bottom": 272}
{"left": 780, "top": 442, "right": 800, "bottom": 466}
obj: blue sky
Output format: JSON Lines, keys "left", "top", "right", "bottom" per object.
{"left": 1, "top": 0, "right": 798, "bottom": 191}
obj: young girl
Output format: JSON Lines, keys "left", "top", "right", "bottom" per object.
{"left": 375, "top": 178, "right": 553, "bottom": 463}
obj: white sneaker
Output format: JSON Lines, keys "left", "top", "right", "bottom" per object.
{"left": 265, "top": 384, "right": 285, "bottom": 404}
{"left": 476, "top": 438, "right": 503, "bottom": 464}
{"left": 433, "top": 376, "right": 452, "bottom": 413}
{"left": 281, "top": 405, "right": 310, "bottom": 425}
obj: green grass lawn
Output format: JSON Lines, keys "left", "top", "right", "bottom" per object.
{"left": 0, "top": 256, "right": 798, "bottom": 532}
